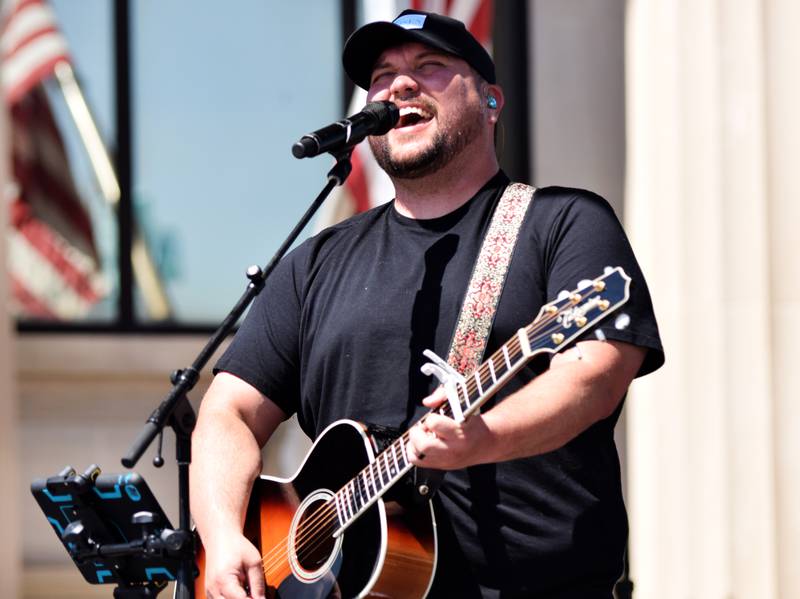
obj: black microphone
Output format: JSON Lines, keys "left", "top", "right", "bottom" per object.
{"left": 292, "top": 101, "right": 399, "bottom": 159}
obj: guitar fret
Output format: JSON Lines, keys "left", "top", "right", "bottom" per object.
{"left": 356, "top": 473, "right": 366, "bottom": 505}
{"left": 399, "top": 437, "right": 409, "bottom": 465}
{"left": 517, "top": 328, "right": 532, "bottom": 356}
{"left": 488, "top": 357, "right": 497, "bottom": 383}
{"left": 359, "top": 476, "right": 368, "bottom": 505}
{"left": 390, "top": 445, "right": 400, "bottom": 476}
{"left": 367, "top": 463, "right": 378, "bottom": 495}
{"left": 334, "top": 492, "right": 345, "bottom": 524}
{"left": 355, "top": 478, "right": 365, "bottom": 508}
{"left": 381, "top": 453, "right": 392, "bottom": 484}
{"left": 460, "top": 381, "right": 471, "bottom": 406}
{"left": 341, "top": 487, "right": 353, "bottom": 520}
{"left": 481, "top": 370, "right": 492, "bottom": 392}
{"left": 473, "top": 371, "right": 483, "bottom": 395}
{"left": 342, "top": 483, "right": 352, "bottom": 517}
{"left": 348, "top": 480, "right": 360, "bottom": 512}
{"left": 338, "top": 489, "right": 347, "bottom": 520}
{"left": 502, "top": 345, "right": 512, "bottom": 369}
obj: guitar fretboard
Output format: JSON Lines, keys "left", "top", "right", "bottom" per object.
{"left": 332, "top": 435, "right": 413, "bottom": 528}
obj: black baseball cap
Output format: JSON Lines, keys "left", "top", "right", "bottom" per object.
{"left": 342, "top": 9, "right": 496, "bottom": 90}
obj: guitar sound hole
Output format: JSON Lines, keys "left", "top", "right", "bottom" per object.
{"left": 295, "top": 498, "right": 336, "bottom": 572}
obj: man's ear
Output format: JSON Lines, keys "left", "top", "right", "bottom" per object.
{"left": 485, "top": 84, "right": 504, "bottom": 123}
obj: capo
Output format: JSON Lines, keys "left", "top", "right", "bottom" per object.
{"left": 420, "top": 349, "right": 467, "bottom": 423}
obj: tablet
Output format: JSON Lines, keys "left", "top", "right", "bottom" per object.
{"left": 31, "top": 469, "right": 181, "bottom": 586}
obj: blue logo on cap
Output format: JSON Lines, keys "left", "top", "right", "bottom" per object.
{"left": 393, "top": 14, "right": 427, "bottom": 30}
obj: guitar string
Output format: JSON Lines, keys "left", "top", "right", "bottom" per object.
{"left": 258, "top": 287, "right": 609, "bottom": 578}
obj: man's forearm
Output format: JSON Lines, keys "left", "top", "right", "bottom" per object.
{"left": 190, "top": 408, "right": 263, "bottom": 543}
{"left": 190, "top": 372, "right": 286, "bottom": 544}
{"left": 479, "top": 354, "right": 627, "bottom": 461}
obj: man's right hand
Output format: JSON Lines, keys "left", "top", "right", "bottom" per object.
{"left": 202, "top": 533, "right": 267, "bottom": 599}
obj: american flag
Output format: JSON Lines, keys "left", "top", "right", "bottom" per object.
{"left": 315, "top": 0, "right": 494, "bottom": 228}
{"left": 2, "top": 0, "right": 105, "bottom": 319}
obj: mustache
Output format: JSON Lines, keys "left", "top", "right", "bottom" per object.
{"left": 395, "top": 96, "right": 437, "bottom": 117}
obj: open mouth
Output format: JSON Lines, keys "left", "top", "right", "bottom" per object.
{"left": 397, "top": 105, "right": 434, "bottom": 128}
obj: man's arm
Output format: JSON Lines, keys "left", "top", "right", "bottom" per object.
{"left": 407, "top": 340, "right": 646, "bottom": 468}
{"left": 190, "top": 372, "right": 286, "bottom": 599}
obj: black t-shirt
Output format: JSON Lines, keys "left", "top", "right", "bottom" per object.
{"left": 216, "top": 171, "right": 663, "bottom": 597}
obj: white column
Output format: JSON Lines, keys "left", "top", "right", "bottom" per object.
{"left": 625, "top": 0, "right": 799, "bottom": 596}
{"left": 764, "top": 1, "right": 800, "bottom": 596}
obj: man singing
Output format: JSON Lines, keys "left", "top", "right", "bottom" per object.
{"left": 191, "top": 9, "right": 663, "bottom": 598}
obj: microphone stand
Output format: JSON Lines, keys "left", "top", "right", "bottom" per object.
{"left": 121, "top": 149, "right": 354, "bottom": 599}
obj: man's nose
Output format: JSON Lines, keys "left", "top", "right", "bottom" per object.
{"left": 389, "top": 73, "right": 419, "bottom": 99}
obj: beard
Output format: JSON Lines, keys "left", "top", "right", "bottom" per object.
{"left": 368, "top": 100, "right": 484, "bottom": 180}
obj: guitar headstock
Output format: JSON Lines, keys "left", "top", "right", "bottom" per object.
{"left": 527, "top": 266, "right": 631, "bottom": 355}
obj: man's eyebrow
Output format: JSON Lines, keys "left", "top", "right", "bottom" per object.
{"left": 372, "top": 59, "right": 393, "bottom": 72}
{"left": 372, "top": 50, "right": 452, "bottom": 72}
{"left": 415, "top": 50, "right": 450, "bottom": 61}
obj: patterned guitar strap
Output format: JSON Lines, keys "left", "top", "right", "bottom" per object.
{"left": 447, "top": 182, "right": 537, "bottom": 375}
{"left": 413, "top": 182, "right": 537, "bottom": 500}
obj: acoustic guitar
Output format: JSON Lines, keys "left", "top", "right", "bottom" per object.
{"left": 193, "top": 266, "right": 632, "bottom": 598}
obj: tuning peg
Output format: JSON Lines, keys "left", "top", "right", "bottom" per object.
{"left": 604, "top": 266, "right": 615, "bottom": 275}
{"left": 577, "top": 279, "right": 593, "bottom": 290}
{"left": 595, "top": 329, "right": 607, "bottom": 342}
{"left": 615, "top": 313, "right": 630, "bottom": 330}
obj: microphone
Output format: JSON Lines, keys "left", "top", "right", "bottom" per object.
{"left": 292, "top": 101, "right": 399, "bottom": 159}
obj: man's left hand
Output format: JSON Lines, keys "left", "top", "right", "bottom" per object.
{"left": 407, "top": 387, "right": 494, "bottom": 470}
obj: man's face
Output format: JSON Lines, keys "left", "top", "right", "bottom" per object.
{"left": 366, "top": 42, "right": 487, "bottom": 179}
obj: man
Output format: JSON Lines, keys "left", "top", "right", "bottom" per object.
{"left": 191, "top": 9, "right": 663, "bottom": 599}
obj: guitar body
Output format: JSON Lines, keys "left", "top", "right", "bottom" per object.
{"left": 194, "top": 420, "right": 437, "bottom": 598}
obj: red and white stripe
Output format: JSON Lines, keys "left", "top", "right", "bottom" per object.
{"left": 315, "top": 0, "right": 494, "bottom": 230}
{"left": 1, "top": 0, "right": 69, "bottom": 104}
{"left": 3, "top": 0, "right": 105, "bottom": 319}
